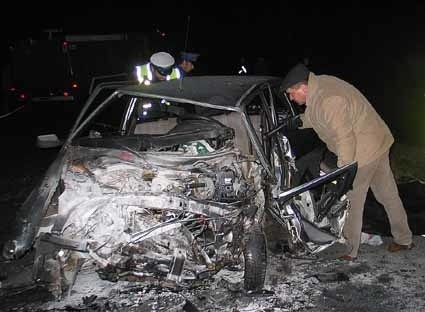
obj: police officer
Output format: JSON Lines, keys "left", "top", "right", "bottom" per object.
{"left": 177, "top": 51, "right": 200, "bottom": 77}
{"left": 135, "top": 52, "right": 182, "bottom": 85}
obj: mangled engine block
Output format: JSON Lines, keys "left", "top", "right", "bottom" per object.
{"left": 46, "top": 144, "right": 264, "bottom": 286}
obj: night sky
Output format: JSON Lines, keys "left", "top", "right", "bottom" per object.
{"left": 2, "top": 2, "right": 425, "bottom": 73}
{"left": 1, "top": 1, "right": 425, "bottom": 145}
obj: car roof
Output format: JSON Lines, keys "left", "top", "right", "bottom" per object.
{"left": 119, "top": 75, "right": 281, "bottom": 108}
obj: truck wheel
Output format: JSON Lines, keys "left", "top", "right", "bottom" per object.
{"left": 243, "top": 224, "right": 267, "bottom": 291}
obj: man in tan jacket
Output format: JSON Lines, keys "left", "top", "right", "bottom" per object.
{"left": 280, "top": 63, "right": 414, "bottom": 260}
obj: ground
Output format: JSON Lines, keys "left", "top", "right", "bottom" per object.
{"left": 1, "top": 236, "right": 424, "bottom": 311}
{"left": 1, "top": 104, "right": 424, "bottom": 311}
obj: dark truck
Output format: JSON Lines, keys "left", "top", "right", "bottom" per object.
{"left": 1, "top": 31, "right": 149, "bottom": 136}
{"left": 2, "top": 31, "right": 149, "bottom": 116}
{"left": 63, "top": 32, "right": 149, "bottom": 96}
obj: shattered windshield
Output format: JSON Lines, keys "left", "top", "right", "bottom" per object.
{"left": 71, "top": 94, "right": 244, "bottom": 153}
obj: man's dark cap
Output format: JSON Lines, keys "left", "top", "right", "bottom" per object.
{"left": 180, "top": 51, "right": 200, "bottom": 62}
{"left": 280, "top": 63, "right": 310, "bottom": 93}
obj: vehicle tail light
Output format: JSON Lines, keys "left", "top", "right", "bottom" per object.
{"left": 72, "top": 83, "right": 78, "bottom": 88}
{"left": 63, "top": 92, "right": 69, "bottom": 96}
{"left": 19, "top": 94, "right": 26, "bottom": 100}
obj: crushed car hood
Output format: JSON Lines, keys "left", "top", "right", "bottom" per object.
{"left": 50, "top": 144, "right": 264, "bottom": 275}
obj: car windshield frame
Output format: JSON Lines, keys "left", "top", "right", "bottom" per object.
{"left": 65, "top": 77, "right": 285, "bottom": 177}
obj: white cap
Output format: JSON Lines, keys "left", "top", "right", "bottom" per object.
{"left": 150, "top": 52, "right": 175, "bottom": 68}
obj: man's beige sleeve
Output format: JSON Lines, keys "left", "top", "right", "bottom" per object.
{"left": 321, "top": 96, "right": 356, "bottom": 167}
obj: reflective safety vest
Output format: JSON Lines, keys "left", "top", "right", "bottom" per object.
{"left": 237, "top": 65, "right": 248, "bottom": 75}
{"left": 135, "top": 63, "right": 181, "bottom": 85}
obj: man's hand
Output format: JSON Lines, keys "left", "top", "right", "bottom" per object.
{"left": 286, "top": 115, "right": 303, "bottom": 130}
{"left": 265, "top": 114, "right": 303, "bottom": 138}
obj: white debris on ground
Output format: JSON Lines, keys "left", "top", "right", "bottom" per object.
{"left": 360, "top": 232, "right": 384, "bottom": 246}
{"left": 1, "top": 235, "right": 421, "bottom": 312}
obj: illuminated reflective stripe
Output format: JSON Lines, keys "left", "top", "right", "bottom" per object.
{"left": 146, "top": 63, "right": 153, "bottom": 81}
{"left": 136, "top": 65, "right": 144, "bottom": 84}
{"left": 135, "top": 63, "right": 154, "bottom": 84}
{"left": 238, "top": 66, "right": 247, "bottom": 74}
{"left": 168, "top": 67, "right": 181, "bottom": 80}
{"left": 174, "top": 67, "right": 182, "bottom": 79}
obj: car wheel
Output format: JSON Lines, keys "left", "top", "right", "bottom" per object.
{"left": 243, "top": 223, "right": 267, "bottom": 291}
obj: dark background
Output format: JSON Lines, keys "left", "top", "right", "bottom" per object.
{"left": 1, "top": 1, "right": 425, "bottom": 146}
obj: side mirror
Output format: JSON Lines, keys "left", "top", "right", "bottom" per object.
{"left": 36, "top": 134, "right": 63, "bottom": 149}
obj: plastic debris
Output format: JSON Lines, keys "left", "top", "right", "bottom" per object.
{"left": 360, "top": 232, "right": 383, "bottom": 246}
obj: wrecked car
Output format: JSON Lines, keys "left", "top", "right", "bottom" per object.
{"left": 2, "top": 76, "right": 357, "bottom": 294}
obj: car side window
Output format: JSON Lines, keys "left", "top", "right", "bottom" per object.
{"left": 245, "top": 88, "right": 276, "bottom": 144}
{"left": 77, "top": 94, "right": 131, "bottom": 138}
{"left": 274, "top": 86, "right": 305, "bottom": 116}
{"left": 246, "top": 94, "right": 263, "bottom": 142}
{"left": 244, "top": 91, "right": 274, "bottom": 165}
